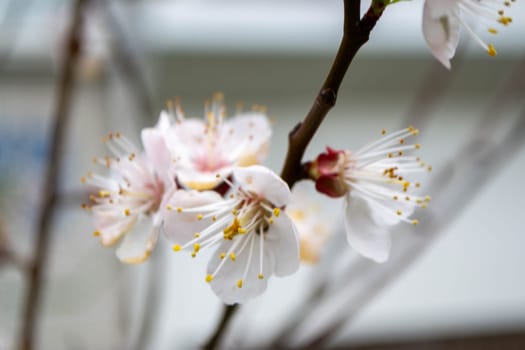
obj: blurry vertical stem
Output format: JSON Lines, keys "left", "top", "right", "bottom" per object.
{"left": 205, "top": 1, "right": 387, "bottom": 349}
{"left": 202, "top": 304, "right": 239, "bottom": 349}
{"left": 18, "top": 0, "right": 88, "bottom": 349}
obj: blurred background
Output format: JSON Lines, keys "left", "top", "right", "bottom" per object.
{"left": 1, "top": 0, "right": 525, "bottom": 349}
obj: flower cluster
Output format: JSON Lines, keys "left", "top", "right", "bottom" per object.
{"left": 82, "top": 95, "right": 299, "bottom": 303}
{"left": 81, "top": 92, "right": 432, "bottom": 303}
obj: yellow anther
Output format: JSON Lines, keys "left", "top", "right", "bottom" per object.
{"left": 396, "top": 210, "right": 402, "bottom": 216}
{"left": 177, "top": 207, "right": 183, "bottom": 213}
{"left": 224, "top": 218, "right": 242, "bottom": 239}
{"left": 205, "top": 274, "right": 214, "bottom": 283}
{"left": 498, "top": 16, "right": 512, "bottom": 26}
{"left": 416, "top": 199, "right": 423, "bottom": 204}
{"left": 197, "top": 214, "right": 203, "bottom": 220}
{"left": 411, "top": 129, "right": 419, "bottom": 136}
{"left": 194, "top": 233, "right": 200, "bottom": 238}
{"left": 238, "top": 227, "right": 248, "bottom": 234}
{"left": 415, "top": 182, "right": 421, "bottom": 188}
{"left": 220, "top": 252, "right": 226, "bottom": 260}
{"left": 93, "top": 231, "right": 101, "bottom": 237}
{"left": 191, "top": 252, "right": 197, "bottom": 258}
{"left": 487, "top": 44, "right": 497, "bottom": 57}
{"left": 193, "top": 243, "right": 200, "bottom": 252}
{"left": 393, "top": 196, "right": 398, "bottom": 200}
{"left": 268, "top": 218, "right": 274, "bottom": 224}
{"left": 399, "top": 138, "right": 405, "bottom": 144}
{"left": 388, "top": 153, "right": 393, "bottom": 158}
{"left": 212, "top": 216, "right": 217, "bottom": 222}
{"left": 230, "top": 252, "right": 236, "bottom": 261}
{"left": 415, "top": 144, "right": 421, "bottom": 149}
{"left": 424, "top": 195, "right": 432, "bottom": 202}
{"left": 412, "top": 219, "right": 419, "bottom": 225}
{"left": 258, "top": 274, "right": 264, "bottom": 280}
{"left": 80, "top": 177, "right": 86, "bottom": 184}
{"left": 403, "top": 181, "right": 410, "bottom": 192}
{"left": 99, "top": 190, "right": 111, "bottom": 198}
{"left": 273, "top": 208, "right": 281, "bottom": 217}
{"left": 237, "top": 279, "right": 243, "bottom": 288}
{"left": 405, "top": 196, "right": 410, "bottom": 201}
{"left": 232, "top": 209, "right": 238, "bottom": 215}
{"left": 427, "top": 165, "right": 433, "bottom": 172}
{"left": 421, "top": 203, "right": 428, "bottom": 209}
{"left": 166, "top": 204, "right": 173, "bottom": 210}
{"left": 488, "top": 27, "right": 498, "bottom": 34}
{"left": 124, "top": 208, "right": 131, "bottom": 216}
{"left": 381, "top": 129, "right": 387, "bottom": 135}
{"left": 173, "top": 244, "right": 181, "bottom": 252}
{"left": 215, "top": 173, "right": 221, "bottom": 178}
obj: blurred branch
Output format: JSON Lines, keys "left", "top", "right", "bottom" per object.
{"left": 293, "top": 60, "right": 525, "bottom": 349}
{"left": 203, "top": 304, "right": 239, "bottom": 350}
{"left": 97, "top": 0, "right": 155, "bottom": 119}
{"left": 0, "top": 214, "right": 27, "bottom": 271}
{"left": 17, "top": 0, "right": 88, "bottom": 349}
{"left": 280, "top": 0, "right": 385, "bottom": 188}
{"left": 402, "top": 48, "right": 465, "bottom": 128}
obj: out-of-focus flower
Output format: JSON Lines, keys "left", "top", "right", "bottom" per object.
{"left": 163, "top": 93, "right": 271, "bottom": 190}
{"left": 309, "top": 127, "right": 431, "bottom": 263}
{"left": 82, "top": 130, "right": 169, "bottom": 264}
{"left": 422, "top": 0, "right": 515, "bottom": 69}
{"left": 163, "top": 165, "right": 300, "bottom": 304}
{"left": 286, "top": 181, "right": 335, "bottom": 265}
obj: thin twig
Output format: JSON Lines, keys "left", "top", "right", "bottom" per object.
{"left": 202, "top": 305, "right": 239, "bottom": 350}
{"left": 17, "top": 1, "right": 88, "bottom": 349}
{"left": 280, "top": 0, "right": 386, "bottom": 187}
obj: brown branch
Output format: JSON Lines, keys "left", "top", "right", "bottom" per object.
{"left": 17, "top": 0, "right": 88, "bottom": 349}
{"left": 280, "top": 0, "right": 386, "bottom": 187}
{"left": 202, "top": 304, "right": 239, "bottom": 350}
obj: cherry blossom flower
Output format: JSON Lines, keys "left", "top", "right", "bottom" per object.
{"left": 309, "top": 127, "right": 431, "bottom": 263}
{"left": 81, "top": 129, "right": 170, "bottom": 264}
{"left": 163, "top": 165, "right": 300, "bottom": 304}
{"left": 163, "top": 93, "right": 272, "bottom": 190}
{"left": 422, "top": 0, "right": 515, "bottom": 69}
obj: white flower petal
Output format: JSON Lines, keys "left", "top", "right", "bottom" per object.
{"left": 422, "top": 0, "right": 461, "bottom": 69}
{"left": 161, "top": 189, "right": 223, "bottom": 244}
{"left": 116, "top": 217, "right": 160, "bottom": 264}
{"left": 141, "top": 113, "right": 173, "bottom": 177}
{"left": 344, "top": 193, "right": 392, "bottom": 263}
{"left": 233, "top": 165, "right": 291, "bottom": 207}
{"left": 221, "top": 113, "right": 271, "bottom": 165}
{"left": 265, "top": 214, "right": 300, "bottom": 276}
{"left": 207, "top": 237, "right": 275, "bottom": 305}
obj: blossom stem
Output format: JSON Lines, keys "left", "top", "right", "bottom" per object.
{"left": 280, "top": 0, "right": 386, "bottom": 188}
{"left": 202, "top": 304, "right": 239, "bottom": 350}
{"left": 17, "top": 0, "right": 88, "bottom": 349}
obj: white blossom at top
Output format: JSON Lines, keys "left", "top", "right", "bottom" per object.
{"left": 82, "top": 126, "right": 170, "bottom": 264}
{"left": 310, "top": 127, "right": 431, "bottom": 263}
{"left": 161, "top": 93, "right": 272, "bottom": 190}
{"left": 162, "top": 165, "right": 300, "bottom": 304}
{"left": 422, "top": 0, "right": 515, "bottom": 69}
